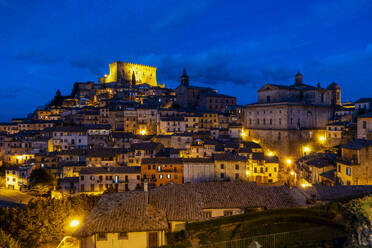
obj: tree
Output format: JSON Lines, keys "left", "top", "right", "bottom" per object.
{"left": 29, "top": 168, "right": 55, "bottom": 194}
{"left": 0, "top": 229, "right": 21, "bottom": 248}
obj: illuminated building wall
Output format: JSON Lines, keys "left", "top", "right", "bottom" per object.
{"left": 99, "top": 61, "right": 158, "bottom": 87}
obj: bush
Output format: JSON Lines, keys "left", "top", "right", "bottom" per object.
{"left": 0, "top": 229, "right": 21, "bottom": 248}
{"left": 0, "top": 194, "right": 100, "bottom": 248}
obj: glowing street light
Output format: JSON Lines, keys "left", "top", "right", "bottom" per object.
{"left": 286, "top": 158, "right": 292, "bottom": 166}
{"left": 240, "top": 130, "right": 246, "bottom": 138}
{"left": 290, "top": 170, "right": 295, "bottom": 176}
{"left": 303, "top": 146, "right": 311, "bottom": 153}
{"left": 139, "top": 129, "right": 147, "bottom": 135}
{"left": 267, "top": 151, "right": 274, "bottom": 157}
{"left": 70, "top": 219, "right": 80, "bottom": 228}
{"left": 319, "top": 136, "right": 326, "bottom": 142}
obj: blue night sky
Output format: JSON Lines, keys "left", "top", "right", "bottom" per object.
{"left": 0, "top": 0, "right": 371, "bottom": 121}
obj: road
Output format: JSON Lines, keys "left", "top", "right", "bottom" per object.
{"left": 0, "top": 188, "right": 34, "bottom": 205}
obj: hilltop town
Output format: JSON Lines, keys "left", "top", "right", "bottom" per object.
{"left": 1, "top": 61, "right": 372, "bottom": 247}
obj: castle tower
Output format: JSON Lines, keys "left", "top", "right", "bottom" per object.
{"left": 295, "top": 72, "right": 303, "bottom": 85}
{"left": 180, "top": 67, "right": 189, "bottom": 87}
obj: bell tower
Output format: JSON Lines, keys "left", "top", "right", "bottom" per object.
{"left": 180, "top": 67, "right": 189, "bottom": 87}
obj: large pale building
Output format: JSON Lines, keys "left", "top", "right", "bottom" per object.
{"left": 243, "top": 73, "right": 341, "bottom": 159}
{"left": 99, "top": 61, "right": 159, "bottom": 87}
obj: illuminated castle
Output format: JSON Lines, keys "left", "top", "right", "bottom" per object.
{"left": 99, "top": 61, "right": 159, "bottom": 87}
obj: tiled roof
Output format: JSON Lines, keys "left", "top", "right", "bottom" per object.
{"left": 342, "top": 139, "right": 372, "bottom": 150}
{"left": 79, "top": 166, "right": 140, "bottom": 175}
{"left": 307, "top": 158, "right": 332, "bottom": 168}
{"left": 355, "top": 98, "right": 372, "bottom": 103}
{"left": 131, "top": 142, "right": 162, "bottom": 151}
{"left": 213, "top": 152, "right": 247, "bottom": 162}
{"left": 75, "top": 181, "right": 300, "bottom": 237}
{"left": 76, "top": 192, "right": 168, "bottom": 236}
{"left": 141, "top": 158, "right": 183, "bottom": 164}
{"left": 300, "top": 185, "right": 372, "bottom": 201}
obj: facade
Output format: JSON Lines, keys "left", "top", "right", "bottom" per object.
{"left": 99, "top": 61, "right": 159, "bottom": 87}
{"left": 357, "top": 113, "right": 372, "bottom": 139}
{"left": 141, "top": 158, "right": 183, "bottom": 187}
{"left": 248, "top": 153, "right": 279, "bottom": 183}
{"left": 79, "top": 166, "right": 141, "bottom": 193}
{"left": 5, "top": 165, "right": 32, "bottom": 191}
{"left": 213, "top": 153, "right": 248, "bottom": 181}
{"left": 182, "top": 158, "right": 215, "bottom": 183}
{"left": 244, "top": 73, "right": 341, "bottom": 159}
{"left": 336, "top": 139, "right": 372, "bottom": 185}
{"left": 175, "top": 69, "right": 236, "bottom": 112}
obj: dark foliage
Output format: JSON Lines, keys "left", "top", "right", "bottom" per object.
{"left": 0, "top": 194, "right": 100, "bottom": 248}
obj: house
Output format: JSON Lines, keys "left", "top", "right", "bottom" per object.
{"left": 248, "top": 153, "right": 279, "bottom": 183}
{"left": 5, "top": 165, "right": 33, "bottom": 191}
{"left": 73, "top": 181, "right": 301, "bottom": 248}
{"left": 336, "top": 139, "right": 372, "bottom": 185}
{"left": 213, "top": 153, "right": 248, "bottom": 181}
{"left": 79, "top": 166, "right": 141, "bottom": 193}
{"left": 357, "top": 113, "right": 372, "bottom": 140}
{"left": 182, "top": 158, "right": 215, "bottom": 183}
{"left": 127, "top": 142, "right": 163, "bottom": 166}
{"left": 141, "top": 158, "right": 183, "bottom": 187}
{"left": 355, "top": 98, "right": 372, "bottom": 112}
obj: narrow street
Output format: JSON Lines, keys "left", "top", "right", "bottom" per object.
{"left": 0, "top": 188, "right": 33, "bottom": 205}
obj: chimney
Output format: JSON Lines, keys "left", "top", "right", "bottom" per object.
{"left": 144, "top": 181, "right": 148, "bottom": 192}
{"left": 144, "top": 181, "right": 149, "bottom": 204}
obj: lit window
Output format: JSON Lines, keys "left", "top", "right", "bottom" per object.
{"left": 167, "top": 174, "right": 171, "bottom": 179}
{"left": 159, "top": 174, "right": 163, "bottom": 179}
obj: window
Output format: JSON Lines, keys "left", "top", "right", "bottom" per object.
{"left": 220, "top": 173, "right": 225, "bottom": 179}
{"left": 346, "top": 167, "right": 351, "bottom": 176}
{"left": 270, "top": 119, "right": 272, "bottom": 125}
{"left": 267, "top": 96, "right": 271, "bottom": 102}
{"left": 159, "top": 174, "right": 163, "bottom": 179}
{"left": 97, "top": 233, "right": 107, "bottom": 241}
{"left": 220, "top": 164, "right": 224, "bottom": 169}
{"left": 80, "top": 176, "right": 84, "bottom": 181}
{"left": 90, "top": 184, "right": 95, "bottom": 192}
{"left": 235, "top": 173, "right": 239, "bottom": 179}
{"left": 90, "top": 176, "right": 95, "bottom": 181}
{"left": 167, "top": 174, "right": 171, "bottom": 179}
{"left": 204, "top": 211, "right": 212, "bottom": 218}
{"left": 118, "top": 232, "right": 128, "bottom": 240}
{"left": 363, "top": 121, "right": 367, "bottom": 129}
{"left": 224, "top": 211, "right": 233, "bottom": 216}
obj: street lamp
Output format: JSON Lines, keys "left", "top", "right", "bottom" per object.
{"left": 286, "top": 158, "right": 292, "bottom": 166}
{"left": 319, "top": 136, "right": 325, "bottom": 142}
{"left": 267, "top": 151, "right": 274, "bottom": 157}
{"left": 70, "top": 219, "right": 80, "bottom": 228}
{"left": 303, "top": 146, "right": 311, "bottom": 154}
{"left": 240, "top": 130, "right": 246, "bottom": 138}
{"left": 139, "top": 129, "right": 147, "bottom": 135}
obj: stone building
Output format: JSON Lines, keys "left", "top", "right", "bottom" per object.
{"left": 336, "top": 139, "right": 372, "bottom": 185}
{"left": 99, "top": 61, "right": 159, "bottom": 87}
{"left": 175, "top": 68, "right": 236, "bottom": 112}
{"left": 243, "top": 73, "right": 341, "bottom": 159}
{"left": 357, "top": 113, "right": 372, "bottom": 139}
{"left": 79, "top": 166, "right": 141, "bottom": 193}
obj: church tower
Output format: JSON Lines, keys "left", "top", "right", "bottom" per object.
{"left": 295, "top": 72, "right": 303, "bottom": 85}
{"left": 180, "top": 67, "right": 189, "bottom": 87}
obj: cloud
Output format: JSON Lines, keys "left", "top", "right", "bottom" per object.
{"left": 139, "top": 47, "right": 295, "bottom": 87}
{"left": 68, "top": 57, "right": 107, "bottom": 76}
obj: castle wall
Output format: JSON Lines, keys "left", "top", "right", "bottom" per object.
{"left": 101, "top": 62, "right": 157, "bottom": 87}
